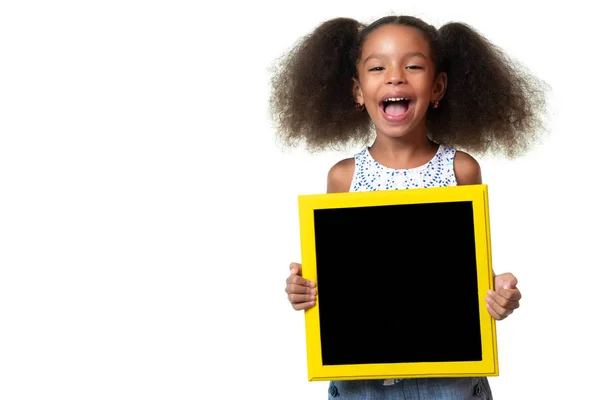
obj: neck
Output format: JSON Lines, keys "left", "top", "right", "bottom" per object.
{"left": 372, "top": 120, "right": 434, "bottom": 152}
{"left": 369, "top": 124, "right": 438, "bottom": 169}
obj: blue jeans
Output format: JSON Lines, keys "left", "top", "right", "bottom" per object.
{"left": 327, "top": 377, "right": 493, "bottom": 399}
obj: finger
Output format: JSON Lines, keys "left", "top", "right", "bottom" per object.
{"left": 286, "top": 273, "right": 315, "bottom": 288}
{"left": 285, "top": 274, "right": 315, "bottom": 288}
{"left": 486, "top": 295, "right": 514, "bottom": 320}
{"left": 288, "top": 291, "right": 316, "bottom": 304}
{"left": 487, "top": 290, "right": 520, "bottom": 310}
{"left": 285, "top": 283, "right": 317, "bottom": 296}
{"left": 287, "top": 262, "right": 315, "bottom": 288}
{"left": 291, "top": 300, "right": 316, "bottom": 311}
{"left": 285, "top": 274, "right": 304, "bottom": 286}
{"left": 496, "top": 287, "right": 522, "bottom": 302}
{"left": 485, "top": 302, "right": 503, "bottom": 320}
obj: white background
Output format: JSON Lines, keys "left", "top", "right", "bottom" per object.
{"left": 1, "top": 1, "right": 598, "bottom": 399}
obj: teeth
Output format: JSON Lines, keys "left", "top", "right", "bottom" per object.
{"left": 385, "top": 97, "right": 410, "bottom": 102}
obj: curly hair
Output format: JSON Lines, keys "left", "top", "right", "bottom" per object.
{"left": 268, "top": 15, "right": 548, "bottom": 158}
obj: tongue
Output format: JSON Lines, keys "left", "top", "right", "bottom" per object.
{"left": 385, "top": 102, "right": 408, "bottom": 116}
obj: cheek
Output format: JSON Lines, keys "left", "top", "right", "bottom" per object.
{"left": 362, "top": 82, "right": 381, "bottom": 102}
{"left": 415, "top": 80, "right": 435, "bottom": 99}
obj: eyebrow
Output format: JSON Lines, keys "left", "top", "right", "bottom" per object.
{"left": 363, "top": 52, "right": 428, "bottom": 63}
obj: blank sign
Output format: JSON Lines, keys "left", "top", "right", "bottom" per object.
{"left": 298, "top": 185, "right": 497, "bottom": 381}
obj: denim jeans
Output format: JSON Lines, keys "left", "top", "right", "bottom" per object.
{"left": 327, "top": 377, "right": 493, "bottom": 399}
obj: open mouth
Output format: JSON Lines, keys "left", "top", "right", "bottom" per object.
{"left": 381, "top": 97, "right": 412, "bottom": 116}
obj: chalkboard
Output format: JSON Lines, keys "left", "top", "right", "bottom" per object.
{"left": 298, "top": 185, "right": 497, "bottom": 381}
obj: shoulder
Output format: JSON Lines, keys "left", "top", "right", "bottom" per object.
{"left": 453, "top": 150, "right": 482, "bottom": 185}
{"left": 327, "top": 157, "right": 355, "bottom": 193}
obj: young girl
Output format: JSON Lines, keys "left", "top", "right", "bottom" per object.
{"left": 270, "top": 15, "right": 546, "bottom": 400}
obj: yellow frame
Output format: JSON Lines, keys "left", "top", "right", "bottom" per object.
{"left": 297, "top": 184, "right": 498, "bottom": 381}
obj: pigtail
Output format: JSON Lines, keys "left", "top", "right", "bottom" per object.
{"left": 429, "top": 22, "right": 547, "bottom": 157}
{"left": 269, "top": 18, "right": 371, "bottom": 152}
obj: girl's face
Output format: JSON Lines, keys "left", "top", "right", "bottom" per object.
{"left": 354, "top": 24, "right": 446, "bottom": 140}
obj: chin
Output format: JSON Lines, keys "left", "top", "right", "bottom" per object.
{"left": 371, "top": 112, "right": 426, "bottom": 139}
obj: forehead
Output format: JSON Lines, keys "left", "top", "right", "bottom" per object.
{"left": 361, "top": 24, "right": 431, "bottom": 60}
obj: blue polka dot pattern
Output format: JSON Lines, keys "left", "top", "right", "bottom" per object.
{"left": 349, "top": 145, "right": 457, "bottom": 192}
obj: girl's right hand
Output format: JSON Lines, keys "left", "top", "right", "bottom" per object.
{"left": 285, "top": 262, "right": 317, "bottom": 310}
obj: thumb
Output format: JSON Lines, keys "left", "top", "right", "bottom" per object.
{"left": 289, "top": 262, "right": 302, "bottom": 276}
{"left": 496, "top": 273, "right": 518, "bottom": 289}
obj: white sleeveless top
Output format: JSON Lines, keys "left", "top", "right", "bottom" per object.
{"left": 349, "top": 144, "right": 457, "bottom": 192}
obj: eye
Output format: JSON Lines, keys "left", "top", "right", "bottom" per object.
{"left": 368, "top": 67, "right": 384, "bottom": 72}
{"left": 406, "top": 65, "right": 424, "bottom": 70}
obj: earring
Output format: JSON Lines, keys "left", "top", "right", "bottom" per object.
{"left": 432, "top": 100, "right": 439, "bottom": 109}
{"left": 355, "top": 103, "right": 365, "bottom": 111}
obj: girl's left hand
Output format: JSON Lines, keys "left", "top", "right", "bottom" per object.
{"left": 486, "top": 273, "right": 521, "bottom": 320}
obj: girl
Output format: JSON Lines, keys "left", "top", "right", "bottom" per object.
{"left": 270, "top": 15, "right": 546, "bottom": 400}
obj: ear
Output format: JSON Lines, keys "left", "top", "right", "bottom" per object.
{"left": 353, "top": 77, "right": 364, "bottom": 105}
{"left": 432, "top": 72, "right": 447, "bottom": 101}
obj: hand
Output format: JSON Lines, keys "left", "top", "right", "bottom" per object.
{"left": 486, "top": 273, "right": 521, "bottom": 320}
{"left": 285, "top": 262, "right": 317, "bottom": 311}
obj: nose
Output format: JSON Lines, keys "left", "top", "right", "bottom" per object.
{"left": 386, "top": 65, "right": 405, "bottom": 85}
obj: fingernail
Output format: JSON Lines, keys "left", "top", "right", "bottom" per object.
{"left": 486, "top": 297, "right": 492, "bottom": 302}
{"left": 311, "top": 289, "right": 317, "bottom": 295}
{"left": 310, "top": 295, "right": 316, "bottom": 300}
{"left": 504, "top": 284, "right": 510, "bottom": 289}
{"left": 487, "top": 290, "right": 494, "bottom": 295}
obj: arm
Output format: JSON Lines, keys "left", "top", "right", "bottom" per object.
{"left": 454, "top": 151, "right": 521, "bottom": 320}
{"left": 454, "top": 151, "right": 482, "bottom": 186}
{"left": 285, "top": 158, "right": 354, "bottom": 310}
{"left": 326, "top": 157, "right": 354, "bottom": 193}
